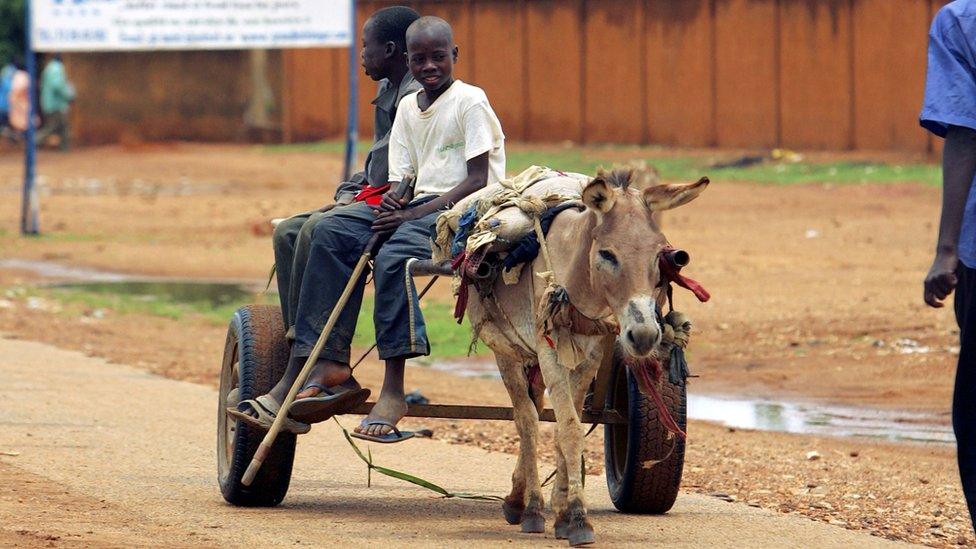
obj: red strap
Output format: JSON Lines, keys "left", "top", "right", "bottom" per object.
{"left": 353, "top": 183, "right": 391, "bottom": 206}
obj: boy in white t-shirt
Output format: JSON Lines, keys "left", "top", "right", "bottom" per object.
{"left": 284, "top": 16, "right": 505, "bottom": 442}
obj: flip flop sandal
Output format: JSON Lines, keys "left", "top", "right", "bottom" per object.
{"left": 289, "top": 382, "right": 371, "bottom": 424}
{"left": 226, "top": 394, "right": 311, "bottom": 435}
{"left": 350, "top": 420, "right": 415, "bottom": 444}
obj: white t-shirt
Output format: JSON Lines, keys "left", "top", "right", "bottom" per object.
{"left": 388, "top": 80, "right": 506, "bottom": 196}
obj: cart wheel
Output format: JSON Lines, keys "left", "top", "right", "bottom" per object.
{"left": 603, "top": 346, "right": 687, "bottom": 513}
{"left": 217, "top": 304, "right": 295, "bottom": 506}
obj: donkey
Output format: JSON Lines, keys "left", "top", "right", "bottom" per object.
{"left": 466, "top": 167, "right": 708, "bottom": 546}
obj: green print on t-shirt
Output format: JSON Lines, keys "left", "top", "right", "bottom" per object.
{"left": 437, "top": 141, "right": 465, "bottom": 155}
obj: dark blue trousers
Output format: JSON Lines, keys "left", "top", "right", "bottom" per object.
{"left": 955, "top": 263, "right": 976, "bottom": 529}
{"left": 271, "top": 209, "right": 335, "bottom": 333}
{"left": 292, "top": 199, "right": 438, "bottom": 363}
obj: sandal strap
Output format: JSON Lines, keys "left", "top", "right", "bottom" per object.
{"left": 300, "top": 382, "right": 336, "bottom": 396}
{"left": 359, "top": 419, "right": 402, "bottom": 436}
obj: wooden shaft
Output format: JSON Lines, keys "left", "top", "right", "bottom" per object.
{"left": 242, "top": 236, "right": 378, "bottom": 486}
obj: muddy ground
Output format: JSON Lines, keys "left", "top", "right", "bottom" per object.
{"left": 0, "top": 144, "right": 969, "bottom": 546}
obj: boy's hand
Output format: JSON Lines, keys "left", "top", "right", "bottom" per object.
{"left": 379, "top": 191, "right": 407, "bottom": 212}
{"left": 372, "top": 209, "right": 416, "bottom": 234}
{"left": 317, "top": 203, "right": 336, "bottom": 213}
{"left": 924, "top": 251, "right": 959, "bottom": 308}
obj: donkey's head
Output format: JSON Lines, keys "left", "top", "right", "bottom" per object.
{"left": 581, "top": 168, "right": 709, "bottom": 358}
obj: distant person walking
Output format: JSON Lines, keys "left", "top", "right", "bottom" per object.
{"left": 36, "top": 54, "right": 75, "bottom": 151}
{"left": 0, "top": 57, "right": 15, "bottom": 133}
{"left": 7, "top": 58, "right": 30, "bottom": 138}
{"left": 920, "top": 0, "right": 976, "bottom": 531}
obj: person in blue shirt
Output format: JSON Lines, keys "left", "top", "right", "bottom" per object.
{"left": 36, "top": 54, "right": 75, "bottom": 151}
{"left": 921, "top": 0, "right": 976, "bottom": 529}
{"left": 0, "top": 57, "right": 17, "bottom": 135}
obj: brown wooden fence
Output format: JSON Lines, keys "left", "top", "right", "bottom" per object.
{"left": 283, "top": 0, "right": 951, "bottom": 153}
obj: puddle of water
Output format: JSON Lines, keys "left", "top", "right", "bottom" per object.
{"left": 0, "top": 259, "right": 130, "bottom": 282}
{"left": 51, "top": 281, "right": 254, "bottom": 308}
{"left": 689, "top": 394, "right": 954, "bottom": 445}
{"left": 424, "top": 358, "right": 500, "bottom": 379}
{"left": 427, "top": 359, "right": 954, "bottom": 445}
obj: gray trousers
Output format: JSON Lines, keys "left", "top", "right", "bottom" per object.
{"left": 272, "top": 209, "right": 334, "bottom": 334}
{"left": 37, "top": 111, "right": 69, "bottom": 150}
{"left": 293, "top": 199, "right": 439, "bottom": 363}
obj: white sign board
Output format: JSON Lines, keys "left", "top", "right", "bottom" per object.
{"left": 31, "top": 0, "right": 351, "bottom": 52}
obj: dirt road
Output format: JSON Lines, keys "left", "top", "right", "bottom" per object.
{"left": 0, "top": 336, "right": 913, "bottom": 548}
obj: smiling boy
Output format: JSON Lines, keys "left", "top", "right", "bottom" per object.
{"left": 232, "top": 6, "right": 421, "bottom": 434}
{"left": 285, "top": 15, "right": 506, "bottom": 442}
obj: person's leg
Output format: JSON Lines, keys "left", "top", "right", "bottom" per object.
{"left": 272, "top": 212, "right": 313, "bottom": 329}
{"left": 356, "top": 208, "right": 438, "bottom": 437}
{"left": 267, "top": 202, "right": 378, "bottom": 404}
{"left": 954, "top": 263, "right": 976, "bottom": 528}
{"left": 35, "top": 114, "right": 53, "bottom": 147}
{"left": 287, "top": 208, "right": 338, "bottom": 334}
{"left": 57, "top": 111, "right": 69, "bottom": 151}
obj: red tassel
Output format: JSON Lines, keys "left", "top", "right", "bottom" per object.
{"left": 544, "top": 334, "right": 555, "bottom": 349}
{"left": 454, "top": 281, "right": 469, "bottom": 323}
{"left": 628, "top": 357, "right": 686, "bottom": 440}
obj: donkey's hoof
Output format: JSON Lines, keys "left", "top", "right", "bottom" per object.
{"left": 520, "top": 512, "right": 545, "bottom": 534}
{"left": 554, "top": 518, "right": 569, "bottom": 539}
{"left": 502, "top": 500, "right": 524, "bottom": 525}
{"left": 567, "top": 526, "right": 595, "bottom": 547}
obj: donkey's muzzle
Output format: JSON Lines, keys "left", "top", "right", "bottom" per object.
{"left": 624, "top": 325, "right": 659, "bottom": 357}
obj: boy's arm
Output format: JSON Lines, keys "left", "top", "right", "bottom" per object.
{"left": 333, "top": 172, "right": 367, "bottom": 207}
{"left": 925, "top": 125, "right": 976, "bottom": 307}
{"left": 373, "top": 152, "right": 489, "bottom": 233}
{"left": 920, "top": 7, "right": 976, "bottom": 307}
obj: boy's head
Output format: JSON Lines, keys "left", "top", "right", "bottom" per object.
{"left": 361, "top": 6, "right": 420, "bottom": 82}
{"left": 405, "top": 16, "right": 457, "bottom": 93}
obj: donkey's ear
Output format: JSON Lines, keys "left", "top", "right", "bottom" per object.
{"left": 582, "top": 177, "right": 616, "bottom": 214}
{"left": 642, "top": 177, "right": 709, "bottom": 211}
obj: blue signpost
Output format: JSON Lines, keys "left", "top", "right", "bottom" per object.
{"left": 21, "top": 0, "right": 39, "bottom": 236}
{"left": 341, "top": 0, "right": 358, "bottom": 183}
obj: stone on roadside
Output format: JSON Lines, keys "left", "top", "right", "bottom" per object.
{"left": 806, "top": 450, "right": 821, "bottom": 461}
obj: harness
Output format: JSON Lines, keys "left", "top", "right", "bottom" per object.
{"left": 441, "top": 169, "right": 711, "bottom": 440}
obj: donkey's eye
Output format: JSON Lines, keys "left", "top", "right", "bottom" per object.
{"left": 598, "top": 250, "right": 618, "bottom": 266}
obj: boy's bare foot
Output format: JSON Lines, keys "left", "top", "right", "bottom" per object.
{"left": 355, "top": 387, "right": 408, "bottom": 437}
{"left": 264, "top": 355, "right": 353, "bottom": 404}
{"left": 293, "top": 358, "right": 352, "bottom": 399}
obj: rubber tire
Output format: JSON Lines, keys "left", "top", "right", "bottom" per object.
{"left": 217, "top": 304, "right": 296, "bottom": 506}
{"left": 603, "top": 346, "right": 687, "bottom": 514}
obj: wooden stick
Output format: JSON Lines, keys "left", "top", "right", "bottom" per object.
{"left": 242, "top": 236, "right": 379, "bottom": 485}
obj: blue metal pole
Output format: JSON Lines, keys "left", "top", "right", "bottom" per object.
{"left": 341, "top": 0, "right": 358, "bottom": 182}
{"left": 21, "top": 0, "right": 39, "bottom": 235}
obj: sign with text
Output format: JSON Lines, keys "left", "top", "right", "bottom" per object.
{"left": 31, "top": 0, "right": 351, "bottom": 52}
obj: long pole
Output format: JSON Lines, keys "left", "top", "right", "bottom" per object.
{"left": 21, "top": 0, "right": 39, "bottom": 235}
{"left": 340, "top": 0, "right": 357, "bottom": 182}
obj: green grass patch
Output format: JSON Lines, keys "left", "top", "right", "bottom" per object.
{"left": 37, "top": 282, "right": 275, "bottom": 323}
{"left": 28, "top": 281, "right": 480, "bottom": 359}
{"left": 271, "top": 138, "right": 941, "bottom": 186}
{"left": 351, "top": 295, "right": 481, "bottom": 359}
{"left": 261, "top": 140, "right": 372, "bottom": 154}
{"left": 508, "top": 148, "right": 940, "bottom": 186}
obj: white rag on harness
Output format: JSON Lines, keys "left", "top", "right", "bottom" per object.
{"left": 431, "top": 165, "right": 591, "bottom": 274}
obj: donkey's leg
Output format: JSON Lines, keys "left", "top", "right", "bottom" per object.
{"left": 539, "top": 347, "right": 595, "bottom": 546}
{"left": 551, "top": 433, "right": 571, "bottom": 537}
{"left": 496, "top": 355, "right": 546, "bottom": 533}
